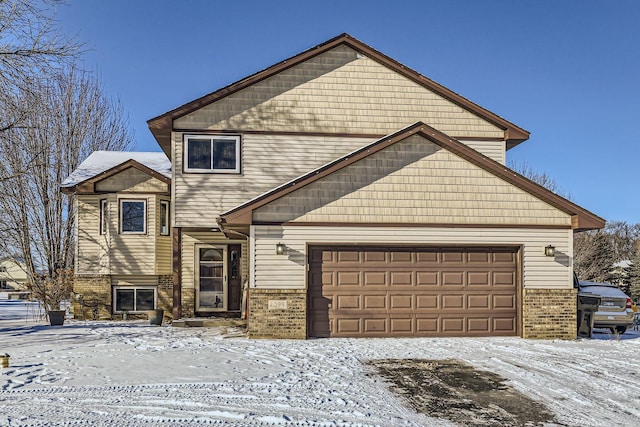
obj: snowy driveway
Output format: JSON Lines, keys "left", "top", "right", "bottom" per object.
{"left": 1, "top": 304, "right": 639, "bottom": 426}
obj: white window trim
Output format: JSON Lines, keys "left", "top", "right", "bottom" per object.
{"left": 119, "top": 199, "right": 147, "bottom": 234}
{"left": 183, "top": 134, "right": 241, "bottom": 174}
{"left": 112, "top": 286, "right": 157, "bottom": 313}
{"left": 160, "top": 200, "right": 170, "bottom": 236}
{"left": 99, "top": 199, "right": 108, "bottom": 235}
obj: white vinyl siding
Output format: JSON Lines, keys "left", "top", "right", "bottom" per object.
{"left": 251, "top": 225, "right": 573, "bottom": 291}
{"left": 173, "top": 133, "right": 374, "bottom": 227}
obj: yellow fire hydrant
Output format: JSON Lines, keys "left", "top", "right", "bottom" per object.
{"left": 0, "top": 353, "right": 10, "bottom": 369}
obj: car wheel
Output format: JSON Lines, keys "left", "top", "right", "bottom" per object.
{"left": 614, "top": 326, "right": 627, "bottom": 334}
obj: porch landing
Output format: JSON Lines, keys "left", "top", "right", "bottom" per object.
{"left": 171, "top": 318, "right": 247, "bottom": 328}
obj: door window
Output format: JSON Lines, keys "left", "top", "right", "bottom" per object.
{"left": 197, "top": 247, "right": 226, "bottom": 310}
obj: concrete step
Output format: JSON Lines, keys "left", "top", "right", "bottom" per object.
{"left": 171, "top": 318, "right": 247, "bottom": 328}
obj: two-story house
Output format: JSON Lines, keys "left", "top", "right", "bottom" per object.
{"left": 63, "top": 34, "right": 604, "bottom": 339}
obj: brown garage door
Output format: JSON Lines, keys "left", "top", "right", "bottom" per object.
{"left": 308, "top": 246, "right": 519, "bottom": 338}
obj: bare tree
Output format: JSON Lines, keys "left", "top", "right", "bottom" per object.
{"left": 507, "top": 160, "right": 572, "bottom": 200}
{"left": 573, "top": 230, "right": 615, "bottom": 282}
{"left": 1, "top": 0, "right": 82, "bottom": 133}
{"left": 0, "top": 67, "right": 133, "bottom": 309}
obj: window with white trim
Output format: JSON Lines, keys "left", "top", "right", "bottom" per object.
{"left": 113, "top": 286, "right": 156, "bottom": 312}
{"left": 120, "top": 199, "right": 146, "bottom": 234}
{"left": 100, "top": 199, "right": 108, "bottom": 235}
{"left": 184, "top": 135, "right": 240, "bottom": 173}
{"left": 160, "top": 200, "right": 170, "bottom": 236}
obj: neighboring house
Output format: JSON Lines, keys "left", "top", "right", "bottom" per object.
{"left": 63, "top": 33, "right": 604, "bottom": 339}
{"left": 0, "top": 257, "right": 29, "bottom": 293}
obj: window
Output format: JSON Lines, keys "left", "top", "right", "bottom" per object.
{"left": 160, "top": 200, "right": 170, "bottom": 236}
{"left": 120, "top": 199, "right": 146, "bottom": 234}
{"left": 0, "top": 280, "right": 7, "bottom": 290}
{"left": 113, "top": 286, "right": 156, "bottom": 312}
{"left": 184, "top": 135, "right": 240, "bottom": 173}
{"left": 100, "top": 199, "right": 108, "bottom": 235}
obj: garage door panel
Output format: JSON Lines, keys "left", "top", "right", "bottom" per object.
{"left": 390, "top": 294, "right": 413, "bottom": 309}
{"left": 416, "top": 317, "right": 439, "bottom": 332}
{"left": 336, "top": 271, "right": 360, "bottom": 286}
{"left": 336, "top": 318, "right": 361, "bottom": 333}
{"left": 493, "top": 294, "right": 516, "bottom": 309}
{"left": 416, "top": 252, "right": 438, "bottom": 263}
{"left": 308, "top": 246, "right": 518, "bottom": 338}
{"left": 442, "top": 272, "right": 464, "bottom": 286}
{"left": 336, "top": 294, "right": 361, "bottom": 309}
{"left": 468, "top": 294, "right": 490, "bottom": 309}
{"left": 442, "top": 317, "right": 464, "bottom": 332}
{"left": 390, "top": 271, "right": 412, "bottom": 286}
{"left": 363, "top": 271, "right": 386, "bottom": 286}
{"left": 468, "top": 272, "right": 491, "bottom": 286}
{"left": 364, "top": 295, "right": 386, "bottom": 309}
{"left": 467, "top": 317, "right": 490, "bottom": 332}
{"left": 494, "top": 272, "right": 516, "bottom": 286}
{"left": 364, "top": 251, "right": 385, "bottom": 262}
{"left": 337, "top": 251, "right": 359, "bottom": 262}
{"left": 390, "top": 318, "right": 413, "bottom": 333}
{"left": 417, "top": 272, "right": 438, "bottom": 286}
{"left": 390, "top": 251, "right": 412, "bottom": 262}
{"left": 493, "top": 317, "right": 516, "bottom": 333}
{"left": 442, "top": 294, "right": 465, "bottom": 309}
{"left": 416, "top": 294, "right": 438, "bottom": 309}
{"left": 364, "top": 318, "right": 387, "bottom": 333}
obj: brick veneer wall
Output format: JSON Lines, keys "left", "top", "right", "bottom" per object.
{"left": 182, "top": 287, "right": 195, "bottom": 318}
{"left": 248, "top": 289, "right": 307, "bottom": 339}
{"left": 157, "top": 274, "right": 173, "bottom": 321}
{"left": 73, "top": 275, "right": 111, "bottom": 320}
{"left": 522, "top": 288, "right": 577, "bottom": 339}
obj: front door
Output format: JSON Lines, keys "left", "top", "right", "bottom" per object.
{"left": 196, "top": 246, "right": 227, "bottom": 311}
{"left": 195, "top": 244, "right": 242, "bottom": 313}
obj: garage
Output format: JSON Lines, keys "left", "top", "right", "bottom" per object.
{"left": 308, "top": 246, "right": 519, "bottom": 338}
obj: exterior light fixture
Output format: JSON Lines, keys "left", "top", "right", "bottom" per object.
{"left": 544, "top": 245, "right": 556, "bottom": 257}
{"left": 276, "top": 242, "right": 286, "bottom": 255}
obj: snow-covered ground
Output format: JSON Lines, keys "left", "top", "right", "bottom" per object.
{"left": 1, "top": 299, "right": 639, "bottom": 426}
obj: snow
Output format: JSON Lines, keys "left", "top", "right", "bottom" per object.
{"left": 61, "top": 151, "right": 171, "bottom": 187}
{"left": 1, "top": 299, "right": 639, "bottom": 426}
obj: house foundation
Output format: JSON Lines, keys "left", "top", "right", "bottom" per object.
{"left": 522, "top": 288, "right": 577, "bottom": 339}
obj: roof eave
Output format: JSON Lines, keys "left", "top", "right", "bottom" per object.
{"left": 146, "top": 33, "right": 529, "bottom": 150}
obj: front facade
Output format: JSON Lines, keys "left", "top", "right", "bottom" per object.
{"left": 64, "top": 34, "right": 604, "bottom": 338}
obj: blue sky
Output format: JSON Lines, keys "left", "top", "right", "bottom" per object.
{"left": 56, "top": 0, "right": 639, "bottom": 224}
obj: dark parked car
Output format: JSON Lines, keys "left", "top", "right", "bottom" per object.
{"left": 577, "top": 280, "right": 634, "bottom": 334}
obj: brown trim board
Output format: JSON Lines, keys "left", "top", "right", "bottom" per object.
{"left": 62, "top": 159, "right": 171, "bottom": 195}
{"left": 219, "top": 122, "right": 603, "bottom": 231}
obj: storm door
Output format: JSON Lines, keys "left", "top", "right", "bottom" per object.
{"left": 196, "top": 246, "right": 227, "bottom": 311}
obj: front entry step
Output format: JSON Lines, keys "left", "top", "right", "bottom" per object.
{"left": 172, "top": 318, "right": 247, "bottom": 328}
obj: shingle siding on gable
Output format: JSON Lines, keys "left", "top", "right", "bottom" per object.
{"left": 253, "top": 135, "right": 571, "bottom": 226}
{"left": 174, "top": 45, "right": 503, "bottom": 139}
{"left": 95, "top": 168, "right": 169, "bottom": 193}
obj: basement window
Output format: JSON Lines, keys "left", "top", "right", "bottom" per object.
{"left": 184, "top": 135, "right": 240, "bottom": 173}
{"left": 113, "top": 286, "right": 156, "bottom": 313}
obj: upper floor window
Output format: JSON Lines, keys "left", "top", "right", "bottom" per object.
{"left": 160, "top": 200, "right": 170, "bottom": 236}
{"left": 120, "top": 199, "right": 146, "bottom": 234}
{"left": 99, "top": 199, "right": 108, "bottom": 235}
{"left": 184, "top": 135, "right": 240, "bottom": 173}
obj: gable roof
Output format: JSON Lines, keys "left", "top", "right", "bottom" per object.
{"left": 219, "top": 122, "right": 604, "bottom": 231}
{"left": 61, "top": 151, "right": 171, "bottom": 194}
{"left": 147, "top": 33, "right": 530, "bottom": 156}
